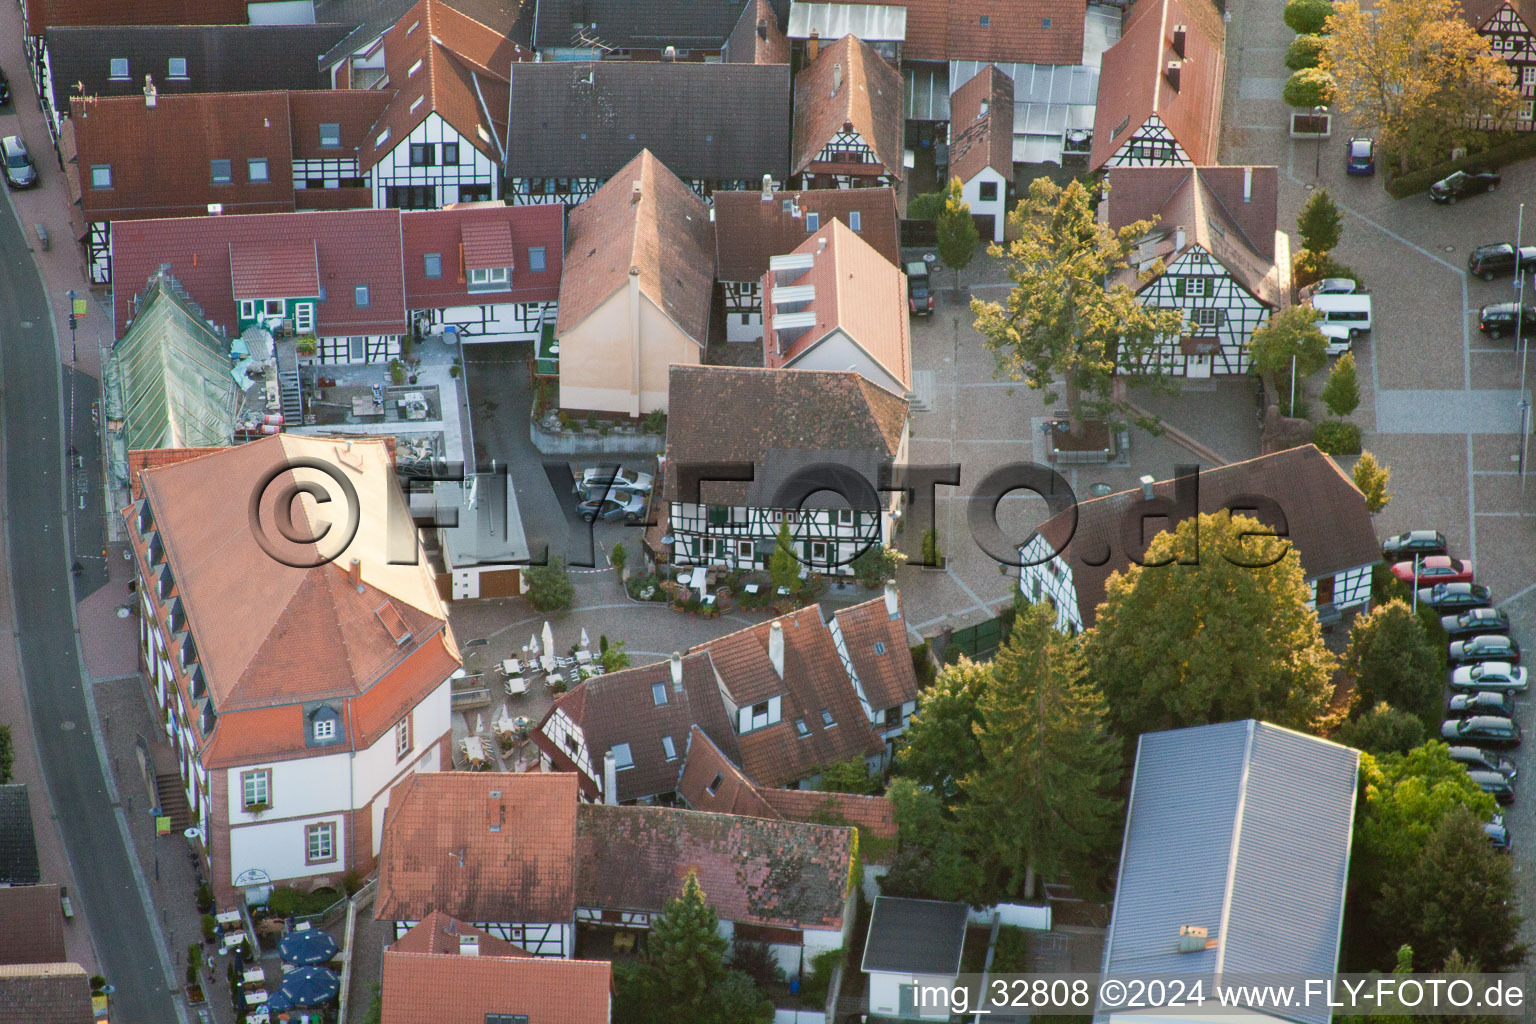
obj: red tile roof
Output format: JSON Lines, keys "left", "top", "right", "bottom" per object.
{"left": 229, "top": 239, "right": 319, "bottom": 300}
{"left": 949, "top": 65, "right": 1014, "bottom": 183}
{"left": 71, "top": 92, "right": 297, "bottom": 222}
{"left": 27, "top": 0, "right": 246, "bottom": 36}
{"left": 758, "top": 788, "right": 897, "bottom": 842}
{"left": 675, "top": 726, "right": 782, "bottom": 818}
{"left": 360, "top": 0, "right": 533, "bottom": 172}
{"left": 381, "top": 949, "right": 611, "bottom": 1024}
{"left": 126, "top": 447, "right": 225, "bottom": 501}
{"left": 713, "top": 186, "right": 900, "bottom": 282}
{"left": 288, "top": 90, "right": 393, "bottom": 161}
{"left": 576, "top": 803, "right": 854, "bottom": 930}
{"left": 0, "top": 886, "right": 66, "bottom": 965}
{"left": 792, "top": 35, "right": 905, "bottom": 178}
{"left": 831, "top": 591, "right": 919, "bottom": 714}
{"left": 402, "top": 204, "right": 564, "bottom": 310}
{"left": 763, "top": 218, "right": 911, "bottom": 394}
{"left": 1089, "top": 0, "right": 1225, "bottom": 171}
{"left": 459, "top": 219, "right": 515, "bottom": 270}
{"left": 0, "top": 963, "right": 93, "bottom": 1024}
{"left": 724, "top": 0, "right": 791, "bottom": 63}
{"left": 130, "top": 435, "right": 454, "bottom": 718}
{"left": 390, "top": 911, "right": 530, "bottom": 957}
{"left": 941, "top": 0, "right": 1086, "bottom": 63}
{"left": 111, "top": 209, "right": 408, "bottom": 338}
{"left": 375, "top": 772, "right": 581, "bottom": 925}
{"left": 556, "top": 150, "right": 716, "bottom": 343}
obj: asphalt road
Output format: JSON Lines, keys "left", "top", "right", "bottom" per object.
{"left": 0, "top": 197, "right": 177, "bottom": 1017}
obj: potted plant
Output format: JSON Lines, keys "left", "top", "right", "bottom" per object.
{"left": 185, "top": 944, "right": 204, "bottom": 1004}
{"left": 294, "top": 336, "right": 317, "bottom": 361}
{"left": 196, "top": 882, "right": 213, "bottom": 914}
{"left": 201, "top": 914, "right": 217, "bottom": 944}
{"left": 245, "top": 801, "right": 269, "bottom": 817}
{"left": 389, "top": 359, "right": 407, "bottom": 386}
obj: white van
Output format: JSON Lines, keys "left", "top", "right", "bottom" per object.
{"left": 1311, "top": 293, "right": 1372, "bottom": 338}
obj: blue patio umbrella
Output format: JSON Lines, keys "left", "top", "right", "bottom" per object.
{"left": 274, "top": 965, "right": 340, "bottom": 1008}
{"left": 278, "top": 928, "right": 339, "bottom": 966}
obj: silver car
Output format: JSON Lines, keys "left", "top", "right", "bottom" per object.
{"left": 1450, "top": 661, "right": 1528, "bottom": 693}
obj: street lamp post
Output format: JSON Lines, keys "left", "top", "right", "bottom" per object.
{"left": 1289, "top": 353, "right": 1297, "bottom": 414}
{"left": 65, "top": 289, "right": 77, "bottom": 365}
{"left": 1314, "top": 105, "right": 1329, "bottom": 178}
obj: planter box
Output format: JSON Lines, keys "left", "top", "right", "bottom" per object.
{"left": 1290, "top": 112, "right": 1331, "bottom": 139}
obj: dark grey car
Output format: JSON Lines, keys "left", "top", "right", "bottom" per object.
{"left": 1, "top": 135, "right": 36, "bottom": 189}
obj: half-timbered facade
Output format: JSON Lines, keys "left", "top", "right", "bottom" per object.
{"left": 792, "top": 34, "right": 904, "bottom": 189}
{"left": 1463, "top": 0, "right": 1536, "bottom": 128}
{"left": 1019, "top": 446, "right": 1380, "bottom": 634}
{"left": 124, "top": 437, "right": 459, "bottom": 907}
{"left": 1104, "top": 165, "right": 1287, "bottom": 379}
{"left": 1089, "top": 0, "right": 1225, "bottom": 172}
{"left": 663, "top": 365, "right": 909, "bottom": 578}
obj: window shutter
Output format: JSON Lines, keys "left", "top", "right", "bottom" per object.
{"left": 708, "top": 505, "right": 728, "bottom": 526}
{"left": 1173, "top": 278, "right": 1186, "bottom": 297}
{"left": 1216, "top": 310, "right": 1227, "bottom": 326}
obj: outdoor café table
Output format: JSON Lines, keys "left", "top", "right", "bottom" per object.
{"left": 547, "top": 672, "right": 564, "bottom": 690}
{"left": 216, "top": 910, "right": 243, "bottom": 928}
{"left": 243, "top": 969, "right": 265, "bottom": 987}
{"left": 575, "top": 649, "right": 593, "bottom": 665}
{"left": 223, "top": 931, "right": 245, "bottom": 949}
{"left": 463, "top": 736, "right": 488, "bottom": 764}
{"left": 506, "top": 676, "right": 528, "bottom": 696}
{"left": 247, "top": 991, "right": 269, "bottom": 1006}
{"left": 500, "top": 658, "right": 523, "bottom": 676}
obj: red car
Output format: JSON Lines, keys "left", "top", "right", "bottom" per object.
{"left": 1392, "top": 555, "right": 1474, "bottom": 585}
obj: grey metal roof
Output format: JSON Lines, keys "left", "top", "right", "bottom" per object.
{"left": 505, "top": 61, "right": 791, "bottom": 182}
{"left": 861, "top": 896, "right": 969, "bottom": 976}
{"left": 950, "top": 60, "right": 1097, "bottom": 165}
{"left": 787, "top": 1, "right": 907, "bottom": 41}
{"left": 0, "top": 785, "right": 40, "bottom": 886}
{"left": 905, "top": 63, "right": 949, "bottom": 120}
{"left": 46, "top": 24, "right": 353, "bottom": 100}
{"left": 1098, "top": 721, "right": 1358, "bottom": 1024}
{"left": 533, "top": 0, "right": 790, "bottom": 51}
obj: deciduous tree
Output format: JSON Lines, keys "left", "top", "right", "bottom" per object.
{"left": 895, "top": 659, "right": 988, "bottom": 800}
{"left": 1343, "top": 599, "right": 1441, "bottom": 723}
{"left": 1353, "top": 451, "right": 1393, "bottom": 513}
{"left": 524, "top": 557, "right": 574, "bottom": 611}
{"left": 1082, "top": 512, "right": 1337, "bottom": 742}
{"left": 1323, "top": 0, "right": 1518, "bottom": 174}
{"left": 961, "top": 604, "right": 1123, "bottom": 898}
{"left": 972, "top": 178, "right": 1185, "bottom": 435}
{"left": 1322, "top": 351, "right": 1361, "bottom": 418}
{"left": 769, "top": 521, "right": 800, "bottom": 595}
{"left": 1297, "top": 189, "right": 1342, "bottom": 255}
{"left": 1334, "top": 702, "right": 1426, "bottom": 755}
{"left": 1249, "top": 305, "right": 1330, "bottom": 379}
{"left": 816, "top": 756, "right": 879, "bottom": 795}
{"left": 936, "top": 177, "right": 979, "bottom": 291}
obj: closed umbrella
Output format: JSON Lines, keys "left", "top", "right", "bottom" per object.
{"left": 278, "top": 929, "right": 339, "bottom": 966}
{"left": 274, "top": 965, "right": 340, "bottom": 1008}
{"left": 542, "top": 621, "right": 555, "bottom": 656}
{"left": 579, "top": 627, "right": 590, "bottom": 650}
{"left": 529, "top": 634, "right": 539, "bottom": 657}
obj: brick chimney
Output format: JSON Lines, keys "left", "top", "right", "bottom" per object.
{"left": 1171, "top": 24, "right": 1187, "bottom": 58}
{"left": 757, "top": 18, "right": 768, "bottom": 39}
{"left": 808, "top": 29, "right": 819, "bottom": 61}
{"left": 670, "top": 651, "right": 684, "bottom": 693}
{"left": 1164, "top": 61, "right": 1182, "bottom": 92}
{"left": 349, "top": 558, "right": 362, "bottom": 589}
{"left": 631, "top": 179, "right": 642, "bottom": 203}
{"left": 769, "top": 621, "right": 785, "bottom": 678}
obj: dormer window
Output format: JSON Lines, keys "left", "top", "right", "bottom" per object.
{"left": 821, "top": 708, "right": 835, "bottom": 728}
{"left": 467, "top": 267, "right": 511, "bottom": 293}
{"left": 806, "top": 212, "right": 820, "bottom": 232}
{"left": 707, "top": 773, "right": 723, "bottom": 795}
{"left": 182, "top": 633, "right": 197, "bottom": 668}
{"left": 314, "top": 719, "right": 336, "bottom": 741}
{"left": 795, "top": 718, "right": 810, "bottom": 737}
{"left": 651, "top": 682, "right": 668, "bottom": 706}
{"left": 158, "top": 567, "right": 175, "bottom": 599}
{"left": 200, "top": 700, "right": 217, "bottom": 735}
{"left": 189, "top": 665, "right": 206, "bottom": 701}
{"left": 138, "top": 502, "right": 153, "bottom": 535}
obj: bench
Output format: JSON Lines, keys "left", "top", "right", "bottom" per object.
{"left": 33, "top": 224, "right": 48, "bottom": 251}
{"left": 59, "top": 886, "right": 73, "bottom": 920}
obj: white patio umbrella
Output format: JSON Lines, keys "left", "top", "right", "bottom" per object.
{"left": 542, "top": 621, "right": 555, "bottom": 656}
{"left": 579, "top": 627, "right": 590, "bottom": 650}
{"left": 694, "top": 569, "right": 709, "bottom": 599}
{"left": 474, "top": 712, "right": 484, "bottom": 735}
{"left": 529, "top": 634, "right": 539, "bottom": 657}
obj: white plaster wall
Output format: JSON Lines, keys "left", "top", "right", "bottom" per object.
{"left": 228, "top": 814, "right": 346, "bottom": 886}
{"left": 960, "top": 167, "right": 1009, "bottom": 242}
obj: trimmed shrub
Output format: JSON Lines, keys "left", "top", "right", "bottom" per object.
{"left": 1283, "top": 67, "right": 1334, "bottom": 108}
{"left": 1312, "top": 419, "right": 1362, "bottom": 454}
{"left": 1285, "top": 33, "right": 1326, "bottom": 70}
{"left": 1385, "top": 131, "right": 1536, "bottom": 197}
{"left": 1284, "top": 0, "right": 1333, "bottom": 34}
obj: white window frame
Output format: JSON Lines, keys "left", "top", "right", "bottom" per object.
{"left": 528, "top": 247, "right": 547, "bottom": 273}
{"left": 314, "top": 719, "right": 336, "bottom": 741}
{"left": 1189, "top": 308, "right": 1219, "bottom": 329}
{"left": 1525, "top": 66, "right": 1536, "bottom": 86}
{"left": 806, "top": 211, "right": 820, "bottom": 232}
{"left": 737, "top": 540, "right": 754, "bottom": 559}
{"left": 850, "top": 210, "right": 861, "bottom": 231}
{"left": 241, "top": 769, "right": 270, "bottom": 808}
{"left": 611, "top": 742, "right": 634, "bottom": 769}
{"left": 248, "top": 157, "right": 269, "bottom": 184}
{"left": 651, "top": 682, "right": 668, "bottom": 706}
{"left": 394, "top": 715, "right": 411, "bottom": 761}
{"left": 836, "top": 509, "right": 854, "bottom": 526}
{"left": 1186, "top": 277, "right": 1209, "bottom": 298}
{"left": 467, "top": 266, "right": 511, "bottom": 293}
{"left": 662, "top": 735, "right": 677, "bottom": 761}
{"left": 306, "top": 822, "right": 336, "bottom": 863}
{"left": 698, "top": 536, "right": 720, "bottom": 559}
{"left": 264, "top": 299, "right": 285, "bottom": 317}
{"left": 239, "top": 300, "right": 257, "bottom": 319}
{"left": 90, "top": 164, "right": 112, "bottom": 189}
{"left": 810, "top": 540, "right": 829, "bottom": 563}
{"left": 109, "top": 58, "right": 129, "bottom": 80}
{"left": 294, "top": 303, "right": 315, "bottom": 332}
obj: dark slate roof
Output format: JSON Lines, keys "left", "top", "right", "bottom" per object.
{"left": 505, "top": 61, "right": 790, "bottom": 183}
{"left": 575, "top": 803, "right": 854, "bottom": 930}
{"left": 861, "top": 896, "right": 968, "bottom": 975}
{"left": 0, "top": 886, "right": 67, "bottom": 965}
{"left": 0, "top": 786, "right": 40, "bottom": 886}
{"left": 314, "top": 0, "right": 525, "bottom": 67}
{"left": 1098, "top": 721, "right": 1358, "bottom": 1024}
{"left": 533, "top": 0, "right": 790, "bottom": 51}
{"left": 46, "top": 25, "right": 352, "bottom": 104}
{"left": 1031, "top": 445, "right": 1380, "bottom": 629}
{"left": 0, "top": 963, "right": 94, "bottom": 1024}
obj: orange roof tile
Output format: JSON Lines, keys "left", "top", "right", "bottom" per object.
{"left": 832, "top": 591, "right": 919, "bottom": 713}
{"left": 375, "top": 773, "right": 580, "bottom": 924}
{"left": 758, "top": 788, "right": 897, "bottom": 841}
{"left": 675, "top": 726, "right": 782, "bottom": 818}
{"left": 229, "top": 238, "right": 319, "bottom": 300}
{"left": 390, "top": 911, "right": 530, "bottom": 957}
{"left": 949, "top": 65, "right": 1014, "bottom": 183}
{"left": 127, "top": 447, "right": 228, "bottom": 501}
{"left": 381, "top": 949, "right": 611, "bottom": 1024}
{"left": 762, "top": 218, "right": 911, "bottom": 394}
{"left": 792, "top": 35, "right": 904, "bottom": 178}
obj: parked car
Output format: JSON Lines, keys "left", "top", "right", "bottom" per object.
{"left": 1486, "top": 815, "right": 1511, "bottom": 853}
{"left": 1467, "top": 243, "right": 1536, "bottom": 281}
{"left": 1345, "top": 136, "right": 1375, "bottom": 175}
{"left": 1318, "top": 323, "right": 1352, "bottom": 357}
{"left": 1298, "top": 277, "right": 1358, "bottom": 303}
{"left": 1381, "top": 530, "right": 1447, "bottom": 560}
{"left": 576, "top": 466, "right": 653, "bottom": 495}
{"left": 0, "top": 135, "right": 36, "bottom": 189}
{"left": 1441, "top": 715, "right": 1522, "bottom": 747}
{"left": 1448, "top": 745, "right": 1517, "bottom": 779}
{"left": 1448, "top": 690, "right": 1516, "bottom": 719}
{"left": 1442, "top": 607, "right": 1511, "bottom": 638}
{"left": 1450, "top": 662, "right": 1528, "bottom": 693}
{"left": 906, "top": 259, "right": 934, "bottom": 317}
{"left": 1429, "top": 169, "right": 1501, "bottom": 203}
{"left": 576, "top": 493, "right": 646, "bottom": 523}
{"left": 1416, "top": 582, "right": 1491, "bottom": 612}
{"left": 1450, "top": 634, "right": 1520, "bottom": 666}
{"left": 1468, "top": 769, "right": 1517, "bottom": 804}
{"left": 0, "top": 68, "right": 11, "bottom": 107}
{"left": 1310, "top": 293, "right": 1372, "bottom": 338}
{"left": 1477, "top": 302, "right": 1536, "bottom": 340}
{"left": 1391, "top": 556, "right": 1474, "bottom": 585}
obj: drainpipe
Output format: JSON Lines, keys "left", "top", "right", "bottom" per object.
{"left": 628, "top": 266, "right": 642, "bottom": 418}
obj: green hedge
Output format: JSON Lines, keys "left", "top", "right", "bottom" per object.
{"left": 1312, "top": 420, "right": 1362, "bottom": 454}
{"left": 1283, "top": 68, "right": 1334, "bottom": 108}
{"left": 1284, "top": 0, "right": 1333, "bottom": 34}
{"left": 1385, "top": 131, "right": 1536, "bottom": 198}
{"left": 1285, "top": 34, "right": 1326, "bottom": 70}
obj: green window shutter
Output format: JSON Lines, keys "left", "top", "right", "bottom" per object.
{"left": 1173, "top": 278, "right": 1186, "bottom": 297}
{"left": 708, "top": 505, "right": 728, "bottom": 526}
